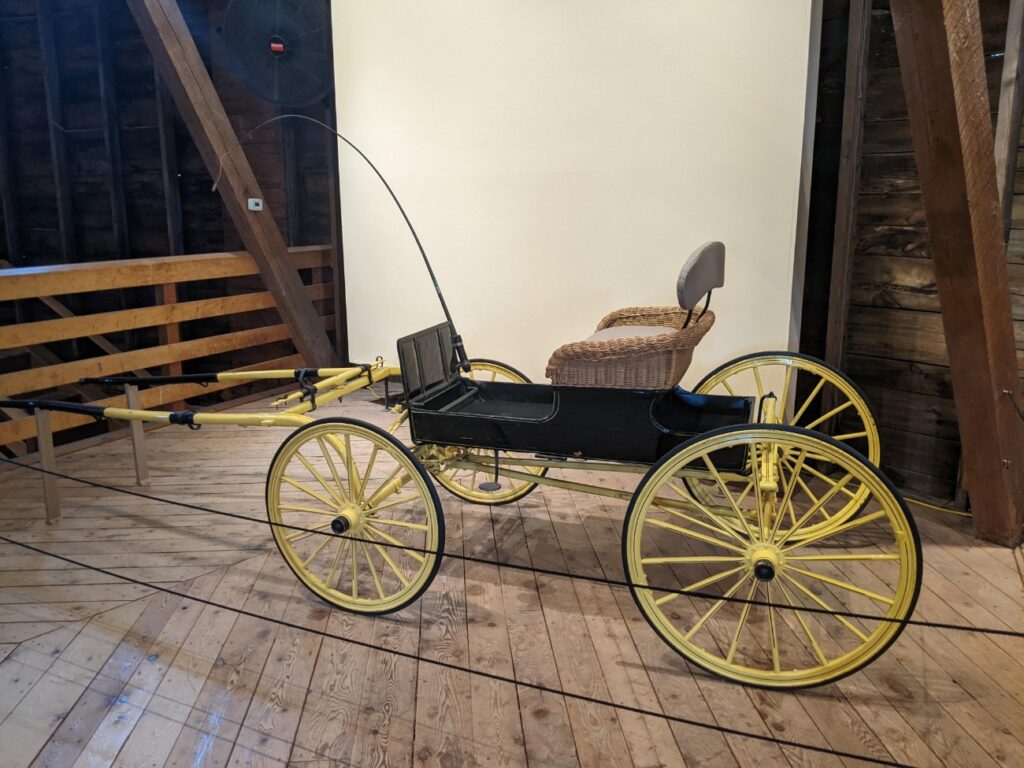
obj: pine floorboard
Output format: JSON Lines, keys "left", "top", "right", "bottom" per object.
{"left": 0, "top": 391, "right": 1021, "bottom": 767}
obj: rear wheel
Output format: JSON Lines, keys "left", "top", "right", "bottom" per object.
{"left": 622, "top": 424, "right": 920, "bottom": 689}
{"left": 428, "top": 359, "right": 547, "bottom": 505}
{"left": 267, "top": 418, "right": 444, "bottom": 614}
{"left": 692, "top": 352, "right": 879, "bottom": 536}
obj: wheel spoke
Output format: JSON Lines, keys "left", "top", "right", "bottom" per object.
{"left": 665, "top": 481, "right": 748, "bottom": 541}
{"left": 700, "top": 455, "right": 756, "bottom": 540}
{"left": 285, "top": 520, "right": 332, "bottom": 542}
{"left": 368, "top": 516, "right": 429, "bottom": 531}
{"left": 641, "top": 555, "right": 743, "bottom": 565}
{"left": 366, "top": 524, "right": 426, "bottom": 563}
{"left": 324, "top": 539, "right": 349, "bottom": 591}
{"left": 781, "top": 508, "right": 887, "bottom": 552}
{"left": 725, "top": 579, "right": 759, "bottom": 663}
{"left": 769, "top": 449, "right": 806, "bottom": 541}
{"left": 752, "top": 367, "right": 765, "bottom": 398}
{"left": 786, "top": 459, "right": 857, "bottom": 498}
{"left": 279, "top": 503, "right": 337, "bottom": 517}
{"left": 282, "top": 476, "right": 337, "bottom": 509}
{"left": 750, "top": 442, "right": 768, "bottom": 539}
{"left": 359, "top": 445, "right": 380, "bottom": 500}
{"left": 366, "top": 494, "right": 421, "bottom": 515}
{"left": 776, "top": 578, "right": 827, "bottom": 666}
{"left": 766, "top": 583, "right": 781, "bottom": 672}
{"left": 302, "top": 534, "right": 334, "bottom": 568}
{"left": 788, "top": 553, "right": 899, "bottom": 562}
{"left": 790, "top": 378, "right": 825, "bottom": 426}
{"left": 351, "top": 541, "right": 359, "bottom": 599}
{"left": 295, "top": 452, "right": 346, "bottom": 506}
{"left": 652, "top": 499, "right": 747, "bottom": 544}
{"left": 317, "top": 437, "right": 350, "bottom": 503}
{"left": 644, "top": 518, "right": 747, "bottom": 554}
{"left": 803, "top": 399, "right": 853, "bottom": 431}
{"left": 720, "top": 379, "right": 737, "bottom": 396}
{"left": 779, "top": 365, "right": 794, "bottom": 417}
{"left": 786, "top": 565, "right": 894, "bottom": 606}
{"left": 364, "top": 543, "right": 387, "bottom": 599}
{"left": 370, "top": 540, "right": 411, "bottom": 587}
{"left": 833, "top": 431, "right": 868, "bottom": 441}
{"left": 654, "top": 565, "right": 747, "bottom": 607}
{"left": 364, "top": 464, "right": 410, "bottom": 507}
{"left": 683, "top": 573, "right": 751, "bottom": 641}
{"left": 781, "top": 572, "right": 869, "bottom": 642}
{"left": 774, "top": 472, "right": 856, "bottom": 547}
{"left": 344, "top": 435, "right": 363, "bottom": 502}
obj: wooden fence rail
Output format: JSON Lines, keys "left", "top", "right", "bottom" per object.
{"left": 0, "top": 245, "right": 334, "bottom": 448}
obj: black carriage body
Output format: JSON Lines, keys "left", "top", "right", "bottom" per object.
{"left": 398, "top": 323, "right": 754, "bottom": 465}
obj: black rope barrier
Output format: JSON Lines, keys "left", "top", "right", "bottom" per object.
{"left": 2, "top": 456, "right": 1023, "bottom": 640}
{"left": 0, "top": 532, "right": 912, "bottom": 768}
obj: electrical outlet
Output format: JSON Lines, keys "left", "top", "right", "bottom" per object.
{"left": 247, "top": 198, "right": 264, "bottom": 211}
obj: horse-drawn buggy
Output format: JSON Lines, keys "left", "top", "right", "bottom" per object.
{"left": 2, "top": 240, "right": 920, "bottom": 690}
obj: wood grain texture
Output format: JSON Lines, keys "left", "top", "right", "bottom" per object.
{"left": 890, "top": 0, "right": 1024, "bottom": 543}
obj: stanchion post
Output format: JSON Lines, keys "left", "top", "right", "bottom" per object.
{"left": 35, "top": 409, "right": 61, "bottom": 524}
{"left": 125, "top": 384, "right": 150, "bottom": 486}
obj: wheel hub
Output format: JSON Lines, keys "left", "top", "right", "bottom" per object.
{"left": 747, "top": 544, "right": 782, "bottom": 582}
{"left": 331, "top": 507, "right": 360, "bottom": 534}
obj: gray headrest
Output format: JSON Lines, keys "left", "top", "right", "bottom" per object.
{"left": 677, "top": 241, "right": 726, "bottom": 309}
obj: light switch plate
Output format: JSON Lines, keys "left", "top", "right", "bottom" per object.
{"left": 247, "top": 198, "right": 264, "bottom": 211}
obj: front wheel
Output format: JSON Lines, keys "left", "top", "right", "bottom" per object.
{"left": 267, "top": 418, "right": 444, "bottom": 614}
{"left": 622, "top": 424, "right": 920, "bottom": 689}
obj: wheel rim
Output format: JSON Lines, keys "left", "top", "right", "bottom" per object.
{"left": 693, "top": 354, "right": 879, "bottom": 536}
{"left": 624, "top": 426, "right": 919, "bottom": 688}
{"left": 268, "top": 420, "right": 442, "bottom": 613}
{"left": 430, "top": 360, "right": 546, "bottom": 504}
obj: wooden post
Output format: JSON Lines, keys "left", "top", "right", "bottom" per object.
{"left": 37, "top": 0, "right": 76, "bottom": 265}
{"left": 891, "top": 0, "right": 1024, "bottom": 545}
{"left": 125, "top": 384, "right": 150, "bottom": 486}
{"left": 35, "top": 410, "right": 61, "bottom": 524}
{"left": 994, "top": 0, "right": 1024, "bottom": 238}
{"left": 824, "top": 0, "right": 872, "bottom": 378}
{"left": 126, "top": 0, "right": 337, "bottom": 366}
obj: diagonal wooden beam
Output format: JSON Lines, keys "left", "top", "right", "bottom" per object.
{"left": 126, "top": 0, "right": 337, "bottom": 366}
{"left": 994, "top": 0, "right": 1024, "bottom": 239}
{"left": 891, "top": 0, "right": 1024, "bottom": 545}
{"left": 37, "top": 0, "right": 76, "bottom": 264}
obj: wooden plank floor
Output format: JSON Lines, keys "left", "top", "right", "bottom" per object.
{"left": 0, "top": 391, "right": 1022, "bottom": 767}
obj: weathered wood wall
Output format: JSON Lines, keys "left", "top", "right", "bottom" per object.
{"left": 0, "top": 0, "right": 339, "bottom": 450}
{"left": 822, "top": 0, "right": 1014, "bottom": 499}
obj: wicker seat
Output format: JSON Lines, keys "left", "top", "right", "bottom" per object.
{"left": 546, "top": 242, "right": 724, "bottom": 389}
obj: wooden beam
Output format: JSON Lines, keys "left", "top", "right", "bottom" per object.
{"left": 2, "top": 282, "right": 332, "bottom": 349}
{"left": 94, "top": 0, "right": 131, "bottom": 260}
{"left": 994, "top": 0, "right": 1024, "bottom": 239}
{"left": 36, "top": 0, "right": 76, "bottom": 264}
{"left": 891, "top": 0, "right": 1024, "bottom": 545}
{"left": 0, "top": 245, "right": 329, "bottom": 301}
{"left": 0, "top": 320, "right": 322, "bottom": 396}
{"left": 0, "top": 53, "right": 20, "bottom": 266}
{"left": 155, "top": 71, "right": 184, "bottom": 256}
{"left": 126, "top": 0, "right": 337, "bottom": 366}
{"left": 824, "top": 0, "right": 872, "bottom": 375}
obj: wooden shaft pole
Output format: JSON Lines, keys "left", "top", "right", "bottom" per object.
{"left": 35, "top": 410, "right": 61, "bottom": 524}
{"left": 125, "top": 384, "right": 150, "bottom": 486}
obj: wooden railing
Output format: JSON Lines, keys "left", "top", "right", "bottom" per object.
{"left": 0, "top": 245, "right": 335, "bottom": 447}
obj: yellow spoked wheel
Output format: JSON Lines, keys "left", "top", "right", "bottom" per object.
{"left": 693, "top": 352, "right": 880, "bottom": 536}
{"left": 267, "top": 418, "right": 444, "bottom": 614}
{"left": 623, "top": 424, "right": 920, "bottom": 689}
{"left": 429, "top": 359, "right": 547, "bottom": 505}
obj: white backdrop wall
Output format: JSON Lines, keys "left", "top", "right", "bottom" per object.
{"left": 332, "top": 1, "right": 821, "bottom": 385}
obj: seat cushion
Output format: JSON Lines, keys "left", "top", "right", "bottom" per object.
{"left": 585, "top": 325, "right": 670, "bottom": 342}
